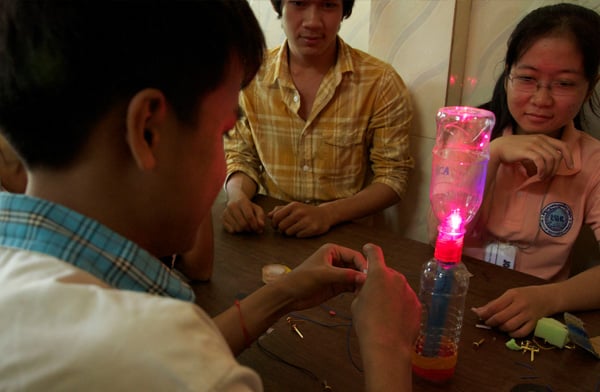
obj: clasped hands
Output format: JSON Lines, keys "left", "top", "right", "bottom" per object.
{"left": 222, "top": 197, "right": 332, "bottom": 237}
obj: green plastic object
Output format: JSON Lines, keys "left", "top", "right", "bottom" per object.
{"left": 505, "top": 338, "right": 521, "bottom": 351}
{"left": 534, "top": 317, "right": 569, "bottom": 348}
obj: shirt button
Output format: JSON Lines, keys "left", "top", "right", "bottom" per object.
{"left": 303, "top": 165, "right": 310, "bottom": 172}
{"left": 293, "top": 95, "right": 299, "bottom": 103}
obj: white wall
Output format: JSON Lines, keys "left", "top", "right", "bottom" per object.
{"left": 248, "top": 0, "right": 600, "bottom": 244}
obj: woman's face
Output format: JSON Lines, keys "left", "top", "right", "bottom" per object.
{"left": 506, "top": 35, "right": 590, "bottom": 137}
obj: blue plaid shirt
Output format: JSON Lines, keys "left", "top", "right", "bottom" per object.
{"left": 0, "top": 193, "right": 195, "bottom": 302}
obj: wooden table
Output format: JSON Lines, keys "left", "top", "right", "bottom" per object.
{"left": 194, "top": 195, "right": 600, "bottom": 392}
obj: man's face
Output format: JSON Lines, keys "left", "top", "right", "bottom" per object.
{"left": 163, "top": 59, "right": 243, "bottom": 251}
{"left": 281, "top": 0, "right": 343, "bottom": 60}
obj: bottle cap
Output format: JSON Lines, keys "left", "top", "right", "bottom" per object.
{"left": 262, "top": 263, "right": 291, "bottom": 284}
{"left": 434, "top": 232, "right": 464, "bottom": 263}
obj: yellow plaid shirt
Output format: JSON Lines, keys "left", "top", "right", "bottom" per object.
{"left": 225, "top": 37, "right": 414, "bottom": 204}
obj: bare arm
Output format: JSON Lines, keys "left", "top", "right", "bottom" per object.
{"left": 548, "top": 260, "right": 600, "bottom": 313}
{"left": 222, "top": 94, "right": 265, "bottom": 234}
{"left": 473, "top": 258, "right": 600, "bottom": 337}
{"left": 222, "top": 171, "right": 265, "bottom": 234}
{"left": 319, "top": 182, "right": 400, "bottom": 226}
{"left": 213, "top": 243, "right": 368, "bottom": 355}
{"left": 269, "top": 183, "right": 399, "bottom": 238}
{"left": 461, "top": 134, "right": 574, "bottom": 239}
{"left": 214, "top": 243, "right": 421, "bottom": 391}
{"left": 225, "top": 171, "right": 258, "bottom": 202}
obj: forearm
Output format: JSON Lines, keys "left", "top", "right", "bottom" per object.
{"left": 463, "top": 144, "right": 502, "bottom": 238}
{"left": 319, "top": 183, "right": 399, "bottom": 226}
{"left": 213, "top": 280, "right": 293, "bottom": 356}
{"left": 225, "top": 172, "right": 258, "bottom": 201}
{"left": 547, "top": 265, "right": 600, "bottom": 314}
{"left": 360, "top": 340, "right": 413, "bottom": 391}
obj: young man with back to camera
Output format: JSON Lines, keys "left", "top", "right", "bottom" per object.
{"left": 0, "top": 1, "right": 421, "bottom": 390}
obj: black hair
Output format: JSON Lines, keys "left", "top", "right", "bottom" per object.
{"left": 270, "top": 0, "right": 354, "bottom": 19}
{"left": 0, "top": 0, "right": 265, "bottom": 169}
{"left": 483, "top": 3, "right": 600, "bottom": 139}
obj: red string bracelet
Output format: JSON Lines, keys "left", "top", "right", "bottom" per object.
{"left": 234, "top": 299, "right": 252, "bottom": 347}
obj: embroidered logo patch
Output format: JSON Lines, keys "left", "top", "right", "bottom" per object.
{"left": 540, "top": 202, "right": 573, "bottom": 237}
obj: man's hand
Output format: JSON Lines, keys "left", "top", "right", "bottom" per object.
{"left": 222, "top": 195, "right": 265, "bottom": 234}
{"left": 268, "top": 201, "right": 333, "bottom": 237}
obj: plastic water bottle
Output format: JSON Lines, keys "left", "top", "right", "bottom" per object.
{"left": 411, "top": 249, "right": 471, "bottom": 382}
{"left": 412, "top": 107, "right": 494, "bottom": 382}
{"left": 429, "top": 107, "right": 494, "bottom": 234}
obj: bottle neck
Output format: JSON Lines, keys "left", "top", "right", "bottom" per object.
{"left": 434, "top": 228, "right": 465, "bottom": 263}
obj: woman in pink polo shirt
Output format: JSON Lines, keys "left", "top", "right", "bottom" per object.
{"left": 461, "top": 3, "right": 600, "bottom": 337}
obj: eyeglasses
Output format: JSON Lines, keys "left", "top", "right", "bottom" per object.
{"left": 507, "top": 74, "right": 584, "bottom": 97}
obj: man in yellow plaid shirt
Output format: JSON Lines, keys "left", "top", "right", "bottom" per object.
{"left": 223, "top": 0, "right": 414, "bottom": 237}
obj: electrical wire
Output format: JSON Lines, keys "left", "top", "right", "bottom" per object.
{"left": 256, "top": 336, "right": 322, "bottom": 385}
{"left": 255, "top": 303, "right": 363, "bottom": 391}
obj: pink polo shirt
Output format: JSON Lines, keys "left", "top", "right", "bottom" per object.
{"left": 464, "top": 122, "right": 600, "bottom": 281}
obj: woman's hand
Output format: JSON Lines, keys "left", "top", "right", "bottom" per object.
{"left": 471, "top": 285, "right": 552, "bottom": 337}
{"left": 490, "top": 134, "right": 574, "bottom": 180}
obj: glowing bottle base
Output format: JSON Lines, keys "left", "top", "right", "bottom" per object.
{"left": 412, "top": 336, "right": 458, "bottom": 383}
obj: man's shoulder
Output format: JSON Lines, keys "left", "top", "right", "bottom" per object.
{"left": 241, "top": 45, "right": 281, "bottom": 91}
{"left": 0, "top": 258, "right": 209, "bottom": 330}
{"left": 341, "top": 41, "right": 400, "bottom": 78}
{"left": 0, "top": 273, "right": 236, "bottom": 390}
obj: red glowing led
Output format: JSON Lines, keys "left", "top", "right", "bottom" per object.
{"left": 448, "top": 212, "right": 463, "bottom": 233}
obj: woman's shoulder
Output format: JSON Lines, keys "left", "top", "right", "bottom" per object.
{"left": 575, "top": 131, "right": 600, "bottom": 184}
{"left": 577, "top": 129, "right": 600, "bottom": 156}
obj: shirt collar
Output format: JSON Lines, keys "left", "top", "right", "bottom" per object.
{"left": 0, "top": 193, "right": 195, "bottom": 302}
{"left": 267, "top": 36, "right": 354, "bottom": 87}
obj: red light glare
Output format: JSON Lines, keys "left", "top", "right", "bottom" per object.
{"left": 449, "top": 212, "right": 462, "bottom": 232}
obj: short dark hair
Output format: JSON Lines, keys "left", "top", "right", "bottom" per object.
{"left": 270, "top": 0, "right": 355, "bottom": 19}
{"left": 485, "top": 3, "right": 600, "bottom": 139}
{"left": 0, "top": 0, "right": 265, "bottom": 169}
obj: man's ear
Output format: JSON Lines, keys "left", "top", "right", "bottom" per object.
{"left": 125, "top": 88, "right": 167, "bottom": 170}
